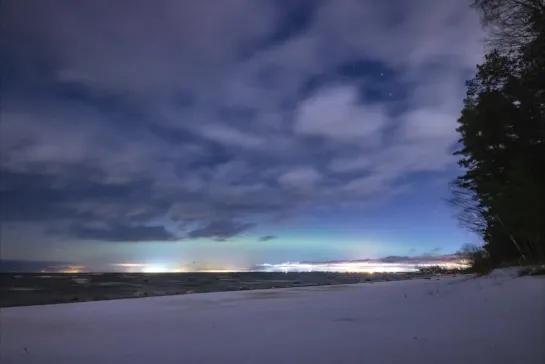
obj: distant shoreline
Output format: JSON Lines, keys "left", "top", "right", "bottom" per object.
{"left": 1, "top": 270, "right": 462, "bottom": 308}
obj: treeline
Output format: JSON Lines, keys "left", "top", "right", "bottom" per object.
{"left": 452, "top": 0, "right": 545, "bottom": 266}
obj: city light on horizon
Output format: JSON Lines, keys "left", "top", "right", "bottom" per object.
{"left": 255, "top": 260, "right": 467, "bottom": 273}
{"left": 37, "top": 258, "right": 468, "bottom": 274}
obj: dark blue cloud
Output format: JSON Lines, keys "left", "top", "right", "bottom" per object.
{"left": 240, "top": 0, "right": 319, "bottom": 59}
{"left": 70, "top": 223, "right": 179, "bottom": 242}
{"left": 258, "top": 235, "right": 277, "bottom": 242}
{"left": 187, "top": 220, "right": 256, "bottom": 241}
{"left": 0, "top": 0, "right": 483, "bottom": 254}
{"left": 0, "top": 170, "right": 155, "bottom": 222}
{"left": 0, "top": 260, "right": 73, "bottom": 273}
{"left": 265, "top": 0, "right": 318, "bottom": 45}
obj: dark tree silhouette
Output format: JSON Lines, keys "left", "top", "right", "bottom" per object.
{"left": 452, "top": 0, "right": 545, "bottom": 265}
{"left": 472, "top": 0, "right": 545, "bottom": 51}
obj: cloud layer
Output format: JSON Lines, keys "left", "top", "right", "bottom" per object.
{"left": 0, "top": 0, "right": 484, "bottom": 245}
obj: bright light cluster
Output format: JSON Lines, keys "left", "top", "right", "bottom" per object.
{"left": 256, "top": 261, "right": 467, "bottom": 273}
{"left": 141, "top": 265, "right": 169, "bottom": 273}
{"left": 40, "top": 265, "right": 86, "bottom": 273}
{"left": 115, "top": 263, "right": 180, "bottom": 273}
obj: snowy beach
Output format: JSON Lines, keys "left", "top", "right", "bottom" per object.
{"left": 1, "top": 269, "right": 543, "bottom": 364}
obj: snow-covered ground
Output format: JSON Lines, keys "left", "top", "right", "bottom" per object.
{"left": 1, "top": 270, "right": 544, "bottom": 364}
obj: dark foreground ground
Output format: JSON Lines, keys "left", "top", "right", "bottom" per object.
{"left": 0, "top": 271, "right": 444, "bottom": 307}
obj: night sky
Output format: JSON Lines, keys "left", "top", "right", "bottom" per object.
{"left": 1, "top": 0, "right": 484, "bottom": 270}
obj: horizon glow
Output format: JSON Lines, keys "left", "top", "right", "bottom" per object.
{"left": 41, "top": 258, "right": 468, "bottom": 274}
